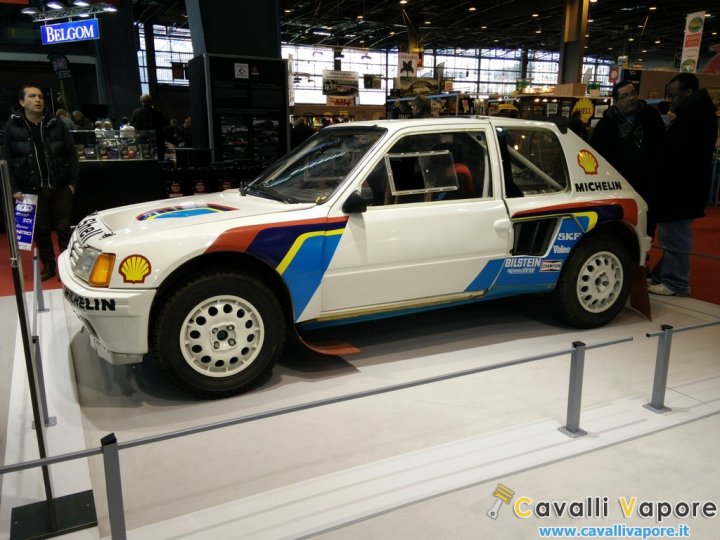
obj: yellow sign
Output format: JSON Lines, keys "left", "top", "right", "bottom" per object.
{"left": 572, "top": 98, "right": 594, "bottom": 124}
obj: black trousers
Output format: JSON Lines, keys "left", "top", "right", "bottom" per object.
{"left": 35, "top": 185, "right": 73, "bottom": 268}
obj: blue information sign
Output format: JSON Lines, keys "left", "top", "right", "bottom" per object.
{"left": 41, "top": 19, "right": 100, "bottom": 45}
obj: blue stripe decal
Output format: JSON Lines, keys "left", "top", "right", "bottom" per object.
{"left": 465, "top": 258, "right": 504, "bottom": 292}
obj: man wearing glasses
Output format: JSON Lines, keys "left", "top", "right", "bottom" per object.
{"left": 591, "top": 80, "right": 666, "bottom": 238}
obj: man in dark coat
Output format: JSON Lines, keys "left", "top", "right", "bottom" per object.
{"left": 591, "top": 80, "right": 666, "bottom": 236}
{"left": 130, "top": 93, "right": 169, "bottom": 160}
{"left": 648, "top": 73, "right": 718, "bottom": 296}
{"left": 411, "top": 95, "right": 434, "bottom": 118}
{"left": 4, "top": 85, "right": 78, "bottom": 280}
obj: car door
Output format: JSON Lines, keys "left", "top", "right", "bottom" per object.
{"left": 317, "top": 128, "right": 511, "bottom": 315}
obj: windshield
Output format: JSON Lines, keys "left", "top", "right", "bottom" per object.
{"left": 246, "top": 127, "right": 386, "bottom": 203}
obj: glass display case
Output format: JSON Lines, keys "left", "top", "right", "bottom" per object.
{"left": 71, "top": 129, "right": 158, "bottom": 161}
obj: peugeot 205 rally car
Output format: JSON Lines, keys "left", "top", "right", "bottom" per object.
{"left": 60, "top": 117, "right": 650, "bottom": 398}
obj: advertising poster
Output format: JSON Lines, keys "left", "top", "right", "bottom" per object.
{"left": 398, "top": 53, "right": 419, "bottom": 77}
{"left": 206, "top": 55, "right": 289, "bottom": 165}
{"left": 680, "top": 11, "right": 705, "bottom": 73}
{"left": 322, "top": 70, "right": 359, "bottom": 96}
{"left": 15, "top": 194, "right": 38, "bottom": 251}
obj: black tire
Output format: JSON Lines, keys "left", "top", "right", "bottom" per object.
{"left": 152, "top": 271, "right": 285, "bottom": 398}
{"left": 551, "top": 234, "right": 631, "bottom": 328}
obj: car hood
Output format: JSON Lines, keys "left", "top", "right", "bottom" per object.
{"left": 96, "top": 191, "right": 315, "bottom": 232}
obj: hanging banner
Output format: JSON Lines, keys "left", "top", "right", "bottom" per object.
{"left": 326, "top": 96, "right": 355, "bottom": 107}
{"left": 15, "top": 194, "right": 38, "bottom": 251}
{"left": 322, "top": 70, "right": 359, "bottom": 96}
{"left": 47, "top": 53, "right": 81, "bottom": 113}
{"left": 41, "top": 19, "right": 100, "bottom": 45}
{"left": 680, "top": 11, "right": 706, "bottom": 73}
{"left": 398, "top": 53, "right": 419, "bottom": 77}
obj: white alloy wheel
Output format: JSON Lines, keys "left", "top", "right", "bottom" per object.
{"left": 180, "top": 295, "right": 265, "bottom": 378}
{"left": 575, "top": 250, "right": 624, "bottom": 314}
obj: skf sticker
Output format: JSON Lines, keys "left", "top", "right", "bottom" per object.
{"left": 577, "top": 150, "right": 599, "bottom": 175}
{"left": 119, "top": 254, "right": 151, "bottom": 284}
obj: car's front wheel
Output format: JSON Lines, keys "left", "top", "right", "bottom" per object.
{"left": 152, "top": 271, "right": 285, "bottom": 398}
{"left": 551, "top": 235, "right": 631, "bottom": 328}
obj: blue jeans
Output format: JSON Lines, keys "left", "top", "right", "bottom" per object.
{"left": 652, "top": 220, "right": 693, "bottom": 294}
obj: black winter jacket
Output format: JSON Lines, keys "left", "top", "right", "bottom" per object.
{"left": 656, "top": 89, "right": 718, "bottom": 222}
{"left": 590, "top": 100, "right": 665, "bottom": 204}
{"left": 3, "top": 106, "right": 78, "bottom": 195}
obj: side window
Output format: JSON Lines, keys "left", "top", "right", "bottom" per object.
{"left": 498, "top": 127, "right": 569, "bottom": 196}
{"left": 359, "top": 131, "right": 492, "bottom": 206}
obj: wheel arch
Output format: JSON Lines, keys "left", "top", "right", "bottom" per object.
{"left": 150, "top": 251, "right": 295, "bottom": 333}
{"left": 580, "top": 220, "right": 640, "bottom": 263}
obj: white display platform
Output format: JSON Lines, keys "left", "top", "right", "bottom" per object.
{"left": 1, "top": 291, "right": 719, "bottom": 539}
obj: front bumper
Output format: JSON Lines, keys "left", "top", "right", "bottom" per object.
{"left": 59, "top": 250, "right": 156, "bottom": 365}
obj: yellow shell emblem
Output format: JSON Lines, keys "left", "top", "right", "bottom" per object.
{"left": 119, "top": 255, "right": 151, "bottom": 284}
{"left": 577, "top": 150, "right": 599, "bottom": 175}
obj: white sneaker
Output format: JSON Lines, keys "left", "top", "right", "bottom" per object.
{"left": 647, "top": 283, "right": 689, "bottom": 297}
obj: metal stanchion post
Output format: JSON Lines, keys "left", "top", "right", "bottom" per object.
{"left": 31, "top": 336, "right": 57, "bottom": 428}
{"left": 101, "top": 433, "right": 127, "bottom": 539}
{"left": 559, "top": 341, "right": 588, "bottom": 438}
{"left": 644, "top": 324, "right": 674, "bottom": 413}
{"left": 33, "top": 248, "right": 48, "bottom": 312}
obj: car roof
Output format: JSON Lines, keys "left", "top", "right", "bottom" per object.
{"left": 325, "top": 116, "right": 561, "bottom": 133}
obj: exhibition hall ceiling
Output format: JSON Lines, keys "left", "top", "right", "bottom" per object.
{"left": 135, "top": 1, "right": 719, "bottom": 65}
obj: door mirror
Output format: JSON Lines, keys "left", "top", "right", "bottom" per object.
{"left": 342, "top": 191, "right": 367, "bottom": 214}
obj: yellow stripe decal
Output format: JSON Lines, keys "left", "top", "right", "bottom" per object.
{"left": 276, "top": 228, "right": 344, "bottom": 275}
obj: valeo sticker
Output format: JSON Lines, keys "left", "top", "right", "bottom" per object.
{"left": 119, "top": 254, "right": 152, "bottom": 284}
{"left": 577, "top": 149, "right": 599, "bottom": 175}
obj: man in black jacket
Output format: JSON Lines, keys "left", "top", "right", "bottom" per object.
{"left": 590, "top": 80, "right": 666, "bottom": 237}
{"left": 4, "top": 85, "right": 78, "bottom": 280}
{"left": 648, "top": 73, "right": 718, "bottom": 296}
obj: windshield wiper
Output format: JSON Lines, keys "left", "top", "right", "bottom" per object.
{"left": 244, "top": 185, "right": 302, "bottom": 204}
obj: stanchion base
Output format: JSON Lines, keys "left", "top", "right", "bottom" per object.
{"left": 31, "top": 417, "right": 57, "bottom": 429}
{"left": 643, "top": 403, "right": 672, "bottom": 414}
{"left": 558, "top": 426, "right": 587, "bottom": 438}
{"left": 10, "top": 489, "right": 97, "bottom": 540}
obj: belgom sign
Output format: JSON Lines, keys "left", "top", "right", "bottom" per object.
{"left": 41, "top": 19, "right": 100, "bottom": 45}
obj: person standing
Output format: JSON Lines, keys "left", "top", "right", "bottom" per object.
{"left": 290, "top": 116, "right": 315, "bottom": 148}
{"left": 130, "top": 93, "right": 169, "bottom": 160}
{"left": 4, "top": 85, "right": 78, "bottom": 280}
{"left": 411, "top": 95, "right": 434, "bottom": 118}
{"left": 590, "top": 80, "right": 666, "bottom": 237}
{"left": 648, "top": 73, "right": 718, "bottom": 296}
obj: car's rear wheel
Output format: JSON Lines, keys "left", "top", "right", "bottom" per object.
{"left": 551, "top": 235, "right": 631, "bottom": 328}
{"left": 152, "top": 271, "right": 285, "bottom": 398}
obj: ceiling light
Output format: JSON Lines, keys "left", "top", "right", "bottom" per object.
{"left": 481, "top": 25, "right": 487, "bottom": 29}
{"left": 389, "top": 31, "right": 395, "bottom": 35}
{"left": 608, "top": 47, "right": 613, "bottom": 50}
{"left": 588, "top": 19, "right": 594, "bottom": 23}
{"left": 532, "top": 13, "right": 538, "bottom": 18}
{"left": 399, "top": 0, "right": 407, "bottom": 4}
{"left": 21, "top": 6, "right": 38, "bottom": 14}
{"left": 284, "top": 9, "right": 292, "bottom": 13}
{"left": 590, "top": 0, "right": 597, "bottom": 3}
{"left": 73, "top": 0, "right": 90, "bottom": 6}
{"left": 654, "top": 39, "right": 661, "bottom": 43}
{"left": 424, "top": 20, "right": 431, "bottom": 25}
{"left": 357, "top": 15, "right": 363, "bottom": 19}
{"left": 78, "top": 12, "right": 90, "bottom": 17}
{"left": 468, "top": 6, "right": 476, "bottom": 11}
{"left": 535, "top": 29, "right": 542, "bottom": 34}
{"left": 628, "top": 37, "right": 634, "bottom": 41}
{"left": 649, "top": 6, "right": 656, "bottom": 10}
{"left": 102, "top": 4, "right": 118, "bottom": 12}
{"left": 46, "top": 1, "right": 64, "bottom": 9}
{"left": 642, "top": 49, "right": 647, "bottom": 53}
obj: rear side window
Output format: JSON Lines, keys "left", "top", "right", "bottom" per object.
{"left": 497, "top": 127, "right": 569, "bottom": 196}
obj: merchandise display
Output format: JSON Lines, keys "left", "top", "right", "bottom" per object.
{"left": 58, "top": 117, "right": 650, "bottom": 398}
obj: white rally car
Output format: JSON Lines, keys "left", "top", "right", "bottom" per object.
{"left": 60, "top": 117, "right": 650, "bottom": 398}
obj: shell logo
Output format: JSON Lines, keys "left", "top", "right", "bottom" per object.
{"left": 119, "top": 255, "right": 151, "bottom": 284}
{"left": 577, "top": 150, "right": 599, "bottom": 175}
